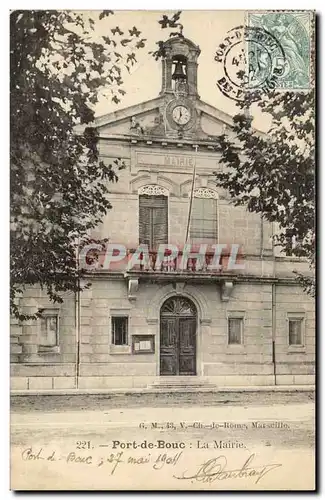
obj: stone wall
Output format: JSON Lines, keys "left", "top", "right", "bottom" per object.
{"left": 97, "top": 193, "right": 264, "bottom": 254}
{"left": 10, "top": 286, "right": 76, "bottom": 390}
{"left": 11, "top": 278, "right": 315, "bottom": 390}
{"left": 10, "top": 141, "right": 315, "bottom": 391}
{"left": 94, "top": 142, "right": 267, "bottom": 255}
{"left": 274, "top": 284, "right": 315, "bottom": 385}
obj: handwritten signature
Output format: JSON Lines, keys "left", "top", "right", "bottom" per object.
{"left": 174, "top": 453, "right": 282, "bottom": 485}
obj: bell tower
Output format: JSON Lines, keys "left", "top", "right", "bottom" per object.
{"left": 160, "top": 36, "right": 201, "bottom": 98}
{"left": 156, "top": 36, "right": 202, "bottom": 139}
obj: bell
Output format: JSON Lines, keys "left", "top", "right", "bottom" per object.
{"left": 172, "top": 61, "right": 186, "bottom": 81}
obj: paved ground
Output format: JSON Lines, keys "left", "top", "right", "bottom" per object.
{"left": 10, "top": 392, "right": 315, "bottom": 491}
{"left": 11, "top": 390, "right": 315, "bottom": 412}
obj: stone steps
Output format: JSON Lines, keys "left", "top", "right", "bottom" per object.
{"left": 148, "top": 377, "right": 216, "bottom": 390}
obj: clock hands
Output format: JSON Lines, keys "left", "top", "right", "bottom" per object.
{"left": 172, "top": 105, "right": 190, "bottom": 125}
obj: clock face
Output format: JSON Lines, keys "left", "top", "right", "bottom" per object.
{"left": 172, "top": 105, "right": 191, "bottom": 125}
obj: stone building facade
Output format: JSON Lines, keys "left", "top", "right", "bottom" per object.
{"left": 10, "top": 36, "right": 315, "bottom": 391}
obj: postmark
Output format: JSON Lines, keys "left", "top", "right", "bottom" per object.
{"left": 247, "top": 11, "right": 313, "bottom": 90}
{"left": 214, "top": 25, "right": 286, "bottom": 101}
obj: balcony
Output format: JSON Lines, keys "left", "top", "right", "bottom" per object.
{"left": 125, "top": 249, "right": 239, "bottom": 302}
{"left": 130, "top": 250, "right": 225, "bottom": 273}
{"left": 80, "top": 246, "right": 246, "bottom": 302}
{"left": 124, "top": 248, "right": 245, "bottom": 276}
{"left": 82, "top": 246, "right": 245, "bottom": 276}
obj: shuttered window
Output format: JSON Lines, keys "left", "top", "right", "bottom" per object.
{"left": 228, "top": 318, "right": 243, "bottom": 345}
{"left": 112, "top": 316, "right": 128, "bottom": 345}
{"left": 40, "top": 315, "right": 59, "bottom": 347}
{"left": 190, "top": 197, "right": 218, "bottom": 244}
{"left": 289, "top": 318, "right": 303, "bottom": 346}
{"left": 139, "top": 195, "right": 168, "bottom": 250}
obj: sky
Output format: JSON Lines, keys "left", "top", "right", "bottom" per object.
{"left": 90, "top": 10, "right": 266, "bottom": 126}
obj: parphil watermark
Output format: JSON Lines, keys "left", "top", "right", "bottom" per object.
{"left": 78, "top": 243, "right": 245, "bottom": 272}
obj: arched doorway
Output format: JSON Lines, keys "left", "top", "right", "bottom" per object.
{"left": 160, "top": 296, "right": 197, "bottom": 376}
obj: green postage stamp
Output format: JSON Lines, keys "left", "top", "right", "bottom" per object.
{"left": 247, "top": 11, "right": 313, "bottom": 90}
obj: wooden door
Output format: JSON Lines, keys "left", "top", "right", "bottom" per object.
{"left": 160, "top": 317, "right": 178, "bottom": 375}
{"left": 160, "top": 297, "right": 196, "bottom": 376}
{"left": 179, "top": 317, "right": 196, "bottom": 375}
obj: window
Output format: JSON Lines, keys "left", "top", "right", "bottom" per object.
{"left": 39, "top": 314, "right": 59, "bottom": 350}
{"left": 289, "top": 318, "right": 303, "bottom": 346}
{"left": 139, "top": 193, "right": 168, "bottom": 250}
{"left": 112, "top": 316, "right": 128, "bottom": 345}
{"left": 228, "top": 318, "right": 243, "bottom": 345}
{"left": 190, "top": 189, "right": 218, "bottom": 244}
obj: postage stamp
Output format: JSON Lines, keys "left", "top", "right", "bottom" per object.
{"left": 214, "top": 25, "right": 286, "bottom": 100}
{"left": 247, "top": 11, "right": 313, "bottom": 90}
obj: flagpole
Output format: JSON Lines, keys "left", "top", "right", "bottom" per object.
{"left": 184, "top": 144, "right": 198, "bottom": 245}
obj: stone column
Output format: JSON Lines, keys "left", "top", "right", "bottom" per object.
{"left": 80, "top": 285, "right": 93, "bottom": 364}
{"left": 161, "top": 59, "right": 166, "bottom": 94}
{"left": 261, "top": 217, "right": 274, "bottom": 257}
{"left": 261, "top": 217, "right": 275, "bottom": 277}
{"left": 10, "top": 294, "right": 23, "bottom": 362}
{"left": 19, "top": 298, "right": 40, "bottom": 363}
{"left": 199, "top": 319, "right": 212, "bottom": 377}
{"left": 166, "top": 59, "right": 173, "bottom": 92}
{"left": 187, "top": 62, "right": 198, "bottom": 96}
{"left": 10, "top": 315, "right": 22, "bottom": 363}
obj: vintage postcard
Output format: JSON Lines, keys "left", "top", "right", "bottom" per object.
{"left": 10, "top": 10, "right": 316, "bottom": 490}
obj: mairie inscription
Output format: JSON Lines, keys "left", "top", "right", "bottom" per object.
{"left": 165, "top": 155, "right": 195, "bottom": 167}
{"left": 131, "top": 151, "right": 221, "bottom": 176}
{"left": 136, "top": 152, "right": 196, "bottom": 167}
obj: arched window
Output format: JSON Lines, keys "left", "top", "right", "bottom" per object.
{"left": 138, "top": 185, "right": 169, "bottom": 250}
{"left": 161, "top": 296, "right": 196, "bottom": 317}
{"left": 190, "top": 188, "right": 218, "bottom": 244}
{"left": 171, "top": 54, "right": 188, "bottom": 95}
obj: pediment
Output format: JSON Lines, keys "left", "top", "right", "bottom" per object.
{"left": 94, "top": 97, "right": 164, "bottom": 137}
{"left": 98, "top": 108, "right": 162, "bottom": 136}
{"left": 77, "top": 95, "right": 236, "bottom": 140}
{"left": 196, "top": 100, "right": 234, "bottom": 138}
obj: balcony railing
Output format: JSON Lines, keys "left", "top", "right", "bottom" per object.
{"left": 127, "top": 250, "right": 241, "bottom": 274}
{"left": 82, "top": 247, "right": 244, "bottom": 275}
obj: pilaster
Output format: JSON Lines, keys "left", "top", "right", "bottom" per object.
{"left": 18, "top": 298, "right": 40, "bottom": 363}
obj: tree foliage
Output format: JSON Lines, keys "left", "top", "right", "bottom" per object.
{"left": 215, "top": 89, "right": 315, "bottom": 296}
{"left": 152, "top": 12, "right": 315, "bottom": 295}
{"left": 150, "top": 11, "right": 183, "bottom": 60}
{"left": 10, "top": 10, "right": 146, "bottom": 319}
